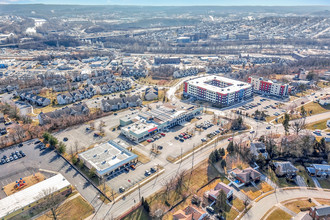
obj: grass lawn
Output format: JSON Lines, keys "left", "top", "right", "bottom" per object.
{"left": 232, "top": 198, "right": 245, "bottom": 212}
{"left": 266, "top": 115, "right": 278, "bottom": 123}
{"left": 318, "top": 178, "right": 330, "bottom": 189}
{"left": 267, "top": 168, "right": 296, "bottom": 188}
{"left": 296, "top": 165, "right": 315, "bottom": 187}
{"left": 226, "top": 208, "right": 239, "bottom": 220}
{"left": 283, "top": 199, "right": 315, "bottom": 214}
{"left": 37, "top": 196, "right": 94, "bottom": 220}
{"left": 149, "top": 160, "right": 220, "bottom": 219}
{"left": 263, "top": 208, "right": 292, "bottom": 220}
{"left": 132, "top": 149, "right": 151, "bottom": 164}
{"left": 315, "top": 198, "right": 330, "bottom": 206}
{"left": 242, "top": 182, "right": 273, "bottom": 200}
{"left": 298, "top": 102, "right": 330, "bottom": 116}
{"left": 4, "top": 172, "right": 45, "bottom": 196}
{"left": 306, "top": 118, "right": 329, "bottom": 131}
{"left": 317, "top": 81, "right": 330, "bottom": 88}
{"left": 122, "top": 206, "right": 151, "bottom": 220}
{"left": 32, "top": 105, "right": 62, "bottom": 115}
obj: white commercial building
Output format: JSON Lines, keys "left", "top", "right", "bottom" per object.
{"left": 183, "top": 75, "right": 252, "bottom": 106}
{"left": 0, "top": 174, "right": 71, "bottom": 219}
{"left": 78, "top": 140, "right": 138, "bottom": 177}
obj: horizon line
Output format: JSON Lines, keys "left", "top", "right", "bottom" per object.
{"left": 0, "top": 3, "right": 330, "bottom": 6}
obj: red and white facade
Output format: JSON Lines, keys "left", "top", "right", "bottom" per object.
{"left": 248, "top": 76, "right": 289, "bottom": 97}
{"left": 183, "top": 75, "right": 252, "bottom": 106}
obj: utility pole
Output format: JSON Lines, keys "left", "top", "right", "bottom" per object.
{"left": 138, "top": 183, "right": 141, "bottom": 201}
{"left": 191, "top": 144, "right": 195, "bottom": 173}
{"left": 180, "top": 147, "right": 183, "bottom": 164}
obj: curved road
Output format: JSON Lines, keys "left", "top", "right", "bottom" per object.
{"left": 242, "top": 188, "right": 330, "bottom": 220}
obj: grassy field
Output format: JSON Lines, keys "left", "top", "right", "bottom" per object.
{"left": 122, "top": 206, "right": 151, "bottom": 220}
{"left": 296, "top": 165, "right": 315, "bottom": 187}
{"left": 132, "top": 149, "right": 151, "bottom": 164}
{"left": 137, "top": 76, "right": 179, "bottom": 87}
{"left": 37, "top": 196, "right": 94, "bottom": 220}
{"left": 318, "top": 178, "right": 330, "bottom": 189}
{"left": 299, "top": 102, "right": 330, "bottom": 116}
{"left": 315, "top": 198, "right": 330, "bottom": 206}
{"left": 283, "top": 199, "right": 315, "bottom": 214}
{"left": 263, "top": 208, "right": 292, "bottom": 220}
{"left": 4, "top": 172, "right": 45, "bottom": 196}
{"left": 306, "top": 118, "right": 329, "bottom": 130}
{"left": 242, "top": 182, "right": 273, "bottom": 200}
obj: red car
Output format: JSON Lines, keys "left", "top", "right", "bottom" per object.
{"left": 161, "top": 133, "right": 166, "bottom": 136}
{"left": 183, "top": 136, "right": 188, "bottom": 139}
{"left": 147, "top": 139, "right": 152, "bottom": 143}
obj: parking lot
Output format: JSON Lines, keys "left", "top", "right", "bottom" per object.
{"left": 105, "top": 161, "right": 159, "bottom": 194}
{"left": 54, "top": 108, "right": 140, "bottom": 151}
{"left": 235, "top": 96, "right": 287, "bottom": 118}
{"left": 0, "top": 139, "right": 99, "bottom": 205}
{"left": 140, "top": 114, "right": 228, "bottom": 160}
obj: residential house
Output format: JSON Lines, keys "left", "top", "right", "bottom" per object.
{"left": 101, "top": 95, "right": 142, "bottom": 112}
{"left": 204, "top": 182, "right": 233, "bottom": 201}
{"left": 57, "top": 93, "right": 73, "bottom": 105}
{"left": 98, "top": 81, "right": 131, "bottom": 95}
{"left": 273, "top": 161, "right": 298, "bottom": 177}
{"left": 0, "top": 113, "right": 4, "bottom": 123}
{"left": 230, "top": 167, "right": 261, "bottom": 186}
{"left": 173, "top": 205, "right": 208, "bottom": 220}
{"left": 38, "top": 104, "right": 90, "bottom": 125}
{"left": 306, "top": 164, "right": 330, "bottom": 178}
{"left": 20, "top": 93, "right": 50, "bottom": 107}
{"left": 144, "top": 87, "right": 158, "bottom": 101}
{"left": 0, "top": 123, "right": 6, "bottom": 135}
{"left": 250, "top": 141, "right": 268, "bottom": 159}
{"left": 309, "top": 205, "right": 330, "bottom": 220}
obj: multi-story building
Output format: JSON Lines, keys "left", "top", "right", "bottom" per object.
{"left": 248, "top": 76, "right": 290, "bottom": 97}
{"left": 183, "top": 75, "right": 252, "bottom": 107}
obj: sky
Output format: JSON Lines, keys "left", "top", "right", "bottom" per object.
{"left": 1, "top": 0, "right": 330, "bottom": 5}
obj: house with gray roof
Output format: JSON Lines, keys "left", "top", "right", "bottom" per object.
{"left": 273, "top": 161, "right": 298, "bottom": 177}
{"left": 250, "top": 141, "right": 268, "bottom": 159}
{"left": 38, "top": 103, "right": 90, "bottom": 125}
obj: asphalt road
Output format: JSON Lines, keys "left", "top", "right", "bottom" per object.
{"left": 241, "top": 188, "right": 330, "bottom": 220}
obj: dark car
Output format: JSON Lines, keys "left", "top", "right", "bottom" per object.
{"left": 18, "top": 143, "right": 23, "bottom": 147}
{"left": 63, "top": 137, "right": 68, "bottom": 142}
{"left": 35, "top": 140, "right": 41, "bottom": 144}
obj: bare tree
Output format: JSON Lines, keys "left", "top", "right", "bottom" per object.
{"left": 35, "top": 187, "right": 67, "bottom": 220}
{"left": 291, "top": 118, "right": 306, "bottom": 135}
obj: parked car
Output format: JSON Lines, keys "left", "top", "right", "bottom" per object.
{"left": 145, "top": 170, "right": 151, "bottom": 176}
{"left": 175, "top": 136, "right": 179, "bottom": 140}
{"left": 119, "top": 187, "right": 125, "bottom": 193}
{"left": 266, "top": 126, "right": 271, "bottom": 129}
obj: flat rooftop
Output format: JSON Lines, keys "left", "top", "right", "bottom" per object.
{"left": 79, "top": 141, "right": 137, "bottom": 175}
{"left": 187, "top": 75, "right": 251, "bottom": 93}
{"left": 0, "top": 173, "right": 70, "bottom": 218}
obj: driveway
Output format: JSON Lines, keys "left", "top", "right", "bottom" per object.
{"left": 294, "top": 175, "right": 307, "bottom": 187}
{"left": 311, "top": 177, "right": 321, "bottom": 188}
